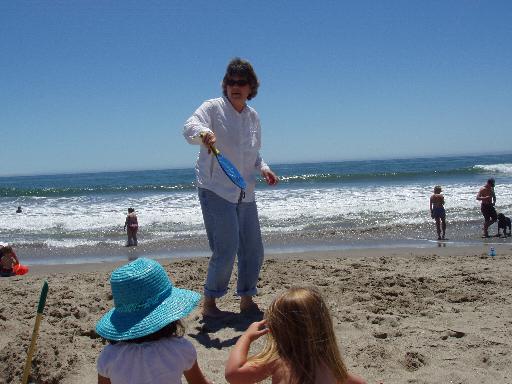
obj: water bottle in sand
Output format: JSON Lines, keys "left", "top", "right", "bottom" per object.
{"left": 489, "top": 247, "right": 496, "bottom": 257}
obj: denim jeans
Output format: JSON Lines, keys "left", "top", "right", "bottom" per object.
{"left": 198, "top": 188, "right": 264, "bottom": 298}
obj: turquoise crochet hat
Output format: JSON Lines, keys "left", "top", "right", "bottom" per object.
{"left": 96, "top": 258, "right": 201, "bottom": 341}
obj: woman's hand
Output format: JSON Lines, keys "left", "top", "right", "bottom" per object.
{"left": 201, "top": 132, "right": 216, "bottom": 154}
{"left": 261, "top": 169, "right": 278, "bottom": 186}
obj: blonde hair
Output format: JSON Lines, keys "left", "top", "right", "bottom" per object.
{"left": 249, "top": 286, "right": 349, "bottom": 384}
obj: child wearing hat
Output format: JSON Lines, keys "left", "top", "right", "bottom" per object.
{"left": 96, "top": 258, "right": 212, "bottom": 384}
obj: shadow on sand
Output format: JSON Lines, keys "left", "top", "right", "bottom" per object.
{"left": 188, "top": 309, "right": 264, "bottom": 349}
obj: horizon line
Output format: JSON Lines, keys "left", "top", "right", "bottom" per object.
{"left": 1, "top": 151, "right": 511, "bottom": 178}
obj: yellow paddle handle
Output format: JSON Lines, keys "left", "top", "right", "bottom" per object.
{"left": 22, "top": 313, "right": 43, "bottom": 384}
{"left": 199, "top": 132, "right": 220, "bottom": 155}
{"left": 22, "top": 281, "right": 48, "bottom": 384}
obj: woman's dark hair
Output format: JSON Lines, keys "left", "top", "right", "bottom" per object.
{"left": 128, "top": 207, "right": 135, "bottom": 213}
{"left": 222, "top": 57, "right": 259, "bottom": 100}
{"left": 104, "top": 320, "right": 185, "bottom": 344}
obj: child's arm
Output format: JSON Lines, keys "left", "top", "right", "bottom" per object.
{"left": 98, "top": 374, "right": 111, "bottom": 384}
{"left": 12, "top": 251, "right": 19, "bottom": 265}
{"left": 225, "top": 320, "right": 272, "bottom": 384}
{"left": 184, "top": 360, "right": 213, "bottom": 384}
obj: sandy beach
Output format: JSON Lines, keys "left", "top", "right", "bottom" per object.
{"left": 1, "top": 244, "right": 512, "bottom": 384}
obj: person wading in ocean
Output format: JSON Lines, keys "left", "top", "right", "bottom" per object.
{"left": 476, "top": 178, "right": 497, "bottom": 238}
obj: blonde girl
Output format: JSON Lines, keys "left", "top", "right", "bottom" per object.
{"left": 225, "top": 286, "right": 365, "bottom": 384}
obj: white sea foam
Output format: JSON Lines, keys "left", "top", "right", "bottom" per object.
{"left": 1, "top": 182, "right": 512, "bottom": 247}
{"left": 474, "top": 163, "right": 512, "bottom": 174}
{"left": 44, "top": 239, "right": 107, "bottom": 248}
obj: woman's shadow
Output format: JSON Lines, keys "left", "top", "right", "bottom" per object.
{"left": 188, "top": 309, "right": 263, "bottom": 349}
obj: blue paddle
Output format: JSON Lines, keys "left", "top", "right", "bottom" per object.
{"left": 200, "top": 133, "right": 247, "bottom": 191}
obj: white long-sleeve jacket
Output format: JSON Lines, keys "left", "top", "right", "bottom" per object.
{"left": 183, "top": 97, "right": 269, "bottom": 203}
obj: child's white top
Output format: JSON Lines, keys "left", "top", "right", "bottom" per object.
{"left": 97, "top": 336, "right": 196, "bottom": 384}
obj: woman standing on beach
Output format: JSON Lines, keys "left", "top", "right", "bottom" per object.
{"left": 183, "top": 58, "right": 278, "bottom": 317}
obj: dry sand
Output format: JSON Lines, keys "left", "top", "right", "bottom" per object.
{"left": 1, "top": 245, "right": 512, "bottom": 383}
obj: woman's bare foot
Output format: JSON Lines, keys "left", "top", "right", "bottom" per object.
{"left": 202, "top": 297, "right": 229, "bottom": 318}
{"left": 240, "top": 296, "right": 261, "bottom": 313}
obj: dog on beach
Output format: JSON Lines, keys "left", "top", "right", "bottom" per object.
{"left": 497, "top": 213, "right": 511, "bottom": 237}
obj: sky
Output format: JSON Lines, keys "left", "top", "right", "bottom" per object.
{"left": 1, "top": 1, "right": 511, "bottom": 176}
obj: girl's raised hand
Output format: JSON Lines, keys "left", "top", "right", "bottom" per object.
{"left": 225, "top": 320, "right": 273, "bottom": 384}
{"left": 244, "top": 320, "right": 269, "bottom": 341}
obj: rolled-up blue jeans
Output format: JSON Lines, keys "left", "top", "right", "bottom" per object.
{"left": 198, "top": 188, "right": 264, "bottom": 298}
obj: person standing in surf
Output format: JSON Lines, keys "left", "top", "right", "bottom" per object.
{"left": 124, "top": 208, "right": 139, "bottom": 246}
{"left": 476, "top": 178, "right": 497, "bottom": 238}
{"left": 430, "top": 185, "right": 446, "bottom": 240}
{"left": 183, "top": 58, "right": 278, "bottom": 317}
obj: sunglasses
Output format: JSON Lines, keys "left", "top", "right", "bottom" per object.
{"left": 226, "top": 78, "right": 249, "bottom": 87}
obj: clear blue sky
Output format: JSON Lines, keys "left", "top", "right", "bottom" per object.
{"left": 1, "top": 1, "right": 511, "bottom": 176}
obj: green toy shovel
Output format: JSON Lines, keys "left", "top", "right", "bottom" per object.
{"left": 22, "top": 281, "right": 49, "bottom": 384}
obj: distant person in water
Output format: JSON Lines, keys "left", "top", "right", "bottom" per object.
{"left": 476, "top": 178, "right": 497, "bottom": 238}
{"left": 16, "top": 206, "right": 22, "bottom": 213}
{"left": 124, "top": 208, "right": 138, "bottom": 246}
{"left": 430, "top": 185, "right": 446, "bottom": 240}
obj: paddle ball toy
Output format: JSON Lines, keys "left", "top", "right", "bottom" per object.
{"left": 199, "top": 132, "right": 247, "bottom": 192}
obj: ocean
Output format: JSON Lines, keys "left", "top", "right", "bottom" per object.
{"left": 1, "top": 154, "right": 511, "bottom": 264}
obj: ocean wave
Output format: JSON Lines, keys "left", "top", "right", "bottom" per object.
{"left": 3, "top": 155, "right": 512, "bottom": 198}
{"left": 0, "top": 183, "right": 196, "bottom": 197}
{"left": 2, "top": 155, "right": 512, "bottom": 251}
{"left": 276, "top": 168, "right": 478, "bottom": 184}
{"left": 473, "top": 163, "right": 512, "bottom": 175}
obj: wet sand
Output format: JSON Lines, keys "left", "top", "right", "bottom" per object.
{"left": 14, "top": 222, "right": 512, "bottom": 266}
{"left": 1, "top": 245, "right": 512, "bottom": 383}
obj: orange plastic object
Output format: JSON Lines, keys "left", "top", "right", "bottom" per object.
{"left": 13, "top": 264, "right": 29, "bottom": 275}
